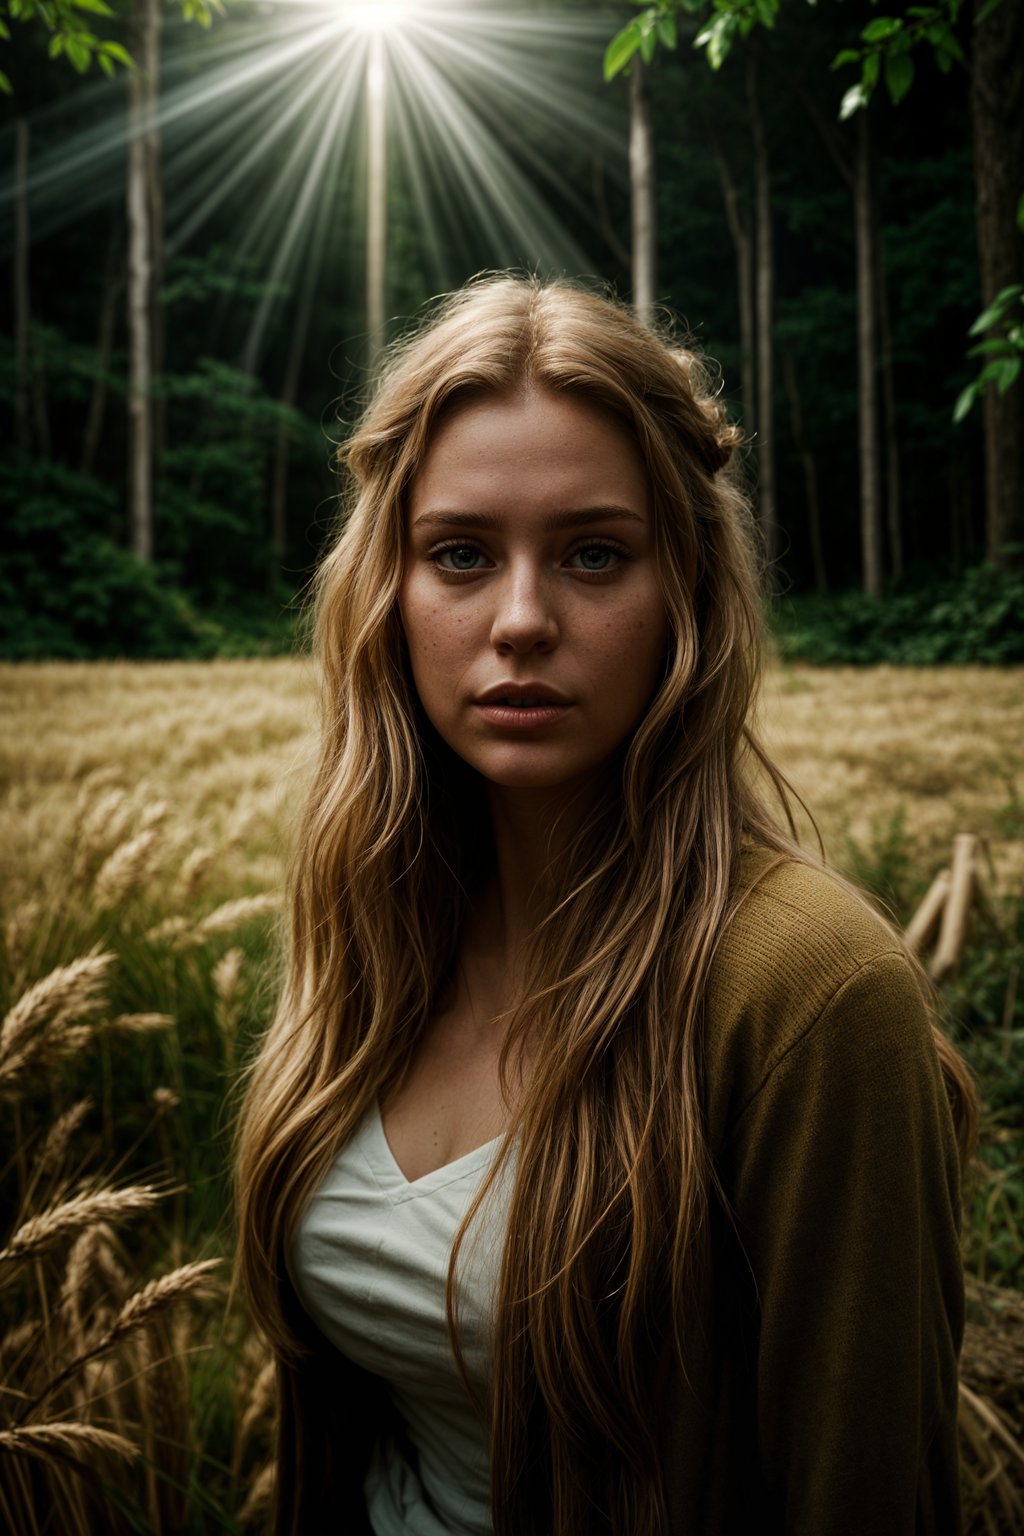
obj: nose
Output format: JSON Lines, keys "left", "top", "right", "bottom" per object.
{"left": 489, "top": 560, "right": 559, "bottom": 655}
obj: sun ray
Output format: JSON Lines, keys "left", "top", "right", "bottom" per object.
{"left": 0, "top": 0, "right": 625, "bottom": 367}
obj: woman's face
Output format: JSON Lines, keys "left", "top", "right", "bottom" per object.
{"left": 399, "top": 387, "right": 670, "bottom": 794}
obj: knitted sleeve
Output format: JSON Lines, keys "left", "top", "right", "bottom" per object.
{"left": 726, "top": 950, "right": 965, "bottom": 1536}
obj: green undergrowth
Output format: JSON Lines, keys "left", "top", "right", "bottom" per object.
{"left": 772, "top": 564, "right": 1024, "bottom": 665}
{"left": 839, "top": 813, "right": 1024, "bottom": 1291}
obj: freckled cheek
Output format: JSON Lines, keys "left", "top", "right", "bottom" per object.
{"left": 402, "top": 595, "right": 478, "bottom": 685}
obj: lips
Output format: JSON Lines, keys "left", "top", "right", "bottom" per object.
{"left": 475, "top": 682, "right": 571, "bottom": 706}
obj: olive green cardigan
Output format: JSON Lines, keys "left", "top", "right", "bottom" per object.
{"left": 274, "top": 850, "right": 965, "bottom": 1535}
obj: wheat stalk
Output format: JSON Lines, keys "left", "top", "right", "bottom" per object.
{"left": 146, "top": 915, "right": 191, "bottom": 946}
{"left": 0, "top": 1185, "right": 161, "bottom": 1269}
{"left": 213, "top": 947, "right": 244, "bottom": 1006}
{"left": 37, "top": 1099, "right": 93, "bottom": 1180}
{"left": 239, "top": 1460, "right": 275, "bottom": 1525}
{"left": 17, "top": 1258, "right": 223, "bottom": 1426}
{"left": 194, "top": 894, "right": 280, "bottom": 939}
{"left": 108, "top": 1012, "right": 175, "bottom": 1035}
{"left": 173, "top": 846, "right": 214, "bottom": 900}
{"left": 58, "top": 1224, "right": 109, "bottom": 1341}
{"left": 0, "top": 1421, "right": 137, "bottom": 1462}
{"left": 0, "top": 1317, "right": 40, "bottom": 1363}
{"left": 94, "top": 828, "right": 161, "bottom": 907}
{"left": 0, "top": 953, "right": 113, "bottom": 1064}
{"left": 3, "top": 899, "right": 41, "bottom": 987}
{"left": 101, "top": 1259, "right": 222, "bottom": 1351}
{"left": 235, "top": 1357, "right": 276, "bottom": 1466}
{"left": 73, "top": 787, "right": 133, "bottom": 874}
{"left": 136, "top": 801, "right": 169, "bottom": 835}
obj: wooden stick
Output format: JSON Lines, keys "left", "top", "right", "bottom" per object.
{"left": 904, "top": 869, "right": 951, "bottom": 956}
{"left": 931, "top": 834, "right": 978, "bottom": 982}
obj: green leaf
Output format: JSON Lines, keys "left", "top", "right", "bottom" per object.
{"left": 976, "top": 0, "right": 1003, "bottom": 22}
{"left": 696, "top": 13, "right": 736, "bottom": 69}
{"left": 656, "top": 12, "right": 677, "bottom": 48}
{"left": 100, "top": 39, "right": 133, "bottom": 66}
{"left": 831, "top": 48, "right": 862, "bottom": 69}
{"left": 862, "top": 15, "right": 902, "bottom": 41}
{"left": 967, "top": 339, "right": 1016, "bottom": 358}
{"left": 604, "top": 21, "right": 641, "bottom": 81}
{"left": 754, "top": 0, "right": 776, "bottom": 28}
{"left": 639, "top": 25, "right": 656, "bottom": 62}
{"left": 953, "top": 383, "right": 977, "bottom": 424}
{"left": 863, "top": 50, "right": 881, "bottom": 87}
{"left": 0, "top": 69, "right": 10, "bottom": 94}
{"left": 1017, "top": 193, "right": 1024, "bottom": 234}
{"left": 48, "top": 32, "right": 64, "bottom": 56}
{"left": 995, "top": 357, "right": 1021, "bottom": 392}
{"left": 969, "top": 297, "right": 1018, "bottom": 335}
{"left": 975, "top": 358, "right": 1014, "bottom": 389}
{"left": 98, "top": 51, "right": 113, "bottom": 75}
{"left": 840, "top": 82, "right": 869, "bottom": 119}
{"left": 64, "top": 34, "right": 91, "bottom": 71}
{"left": 884, "top": 50, "right": 914, "bottom": 102}
{"left": 71, "top": 0, "right": 113, "bottom": 14}
{"left": 0, "top": 19, "right": 9, "bottom": 39}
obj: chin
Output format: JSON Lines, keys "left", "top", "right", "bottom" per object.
{"left": 471, "top": 751, "right": 601, "bottom": 794}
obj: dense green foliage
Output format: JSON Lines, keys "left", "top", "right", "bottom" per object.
{"left": 772, "top": 564, "right": 1024, "bottom": 664}
{"left": 0, "top": 0, "right": 1005, "bottom": 656}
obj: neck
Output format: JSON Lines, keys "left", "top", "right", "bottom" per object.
{"left": 465, "top": 777, "right": 602, "bottom": 978}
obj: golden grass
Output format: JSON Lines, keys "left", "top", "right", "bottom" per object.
{"left": 3, "top": 660, "right": 1022, "bottom": 911}
{"left": 759, "top": 663, "right": 1024, "bottom": 895}
{"left": 0, "top": 657, "right": 1020, "bottom": 1530}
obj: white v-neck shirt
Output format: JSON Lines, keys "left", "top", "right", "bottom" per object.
{"left": 291, "top": 1101, "right": 514, "bottom": 1535}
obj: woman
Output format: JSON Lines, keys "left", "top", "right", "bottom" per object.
{"left": 235, "top": 276, "right": 975, "bottom": 1536}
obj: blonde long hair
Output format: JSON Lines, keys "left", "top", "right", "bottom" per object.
{"left": 234, "top": 276, "right": 976, "bottom": 1536}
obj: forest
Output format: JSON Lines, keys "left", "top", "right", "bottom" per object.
{"left": 2, "top": 5, "right": 1024, "bottom": 1531}
{"left": 1, "top": 0, "right": 1022, "bottom": 661}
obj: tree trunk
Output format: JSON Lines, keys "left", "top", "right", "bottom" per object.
{"left": 81, "top": 229, "right": 122, "bottom": 477}
{"left": 126, "top": 7, "right": 154, "bottom": 563}
{"left": 271, "top": 285, "right": 313, "bottom": 566}
{"left": 782, "top": 349, "right": 827, "bottom": 593}
{"left": 707, "top": 122, "right": 755, "bottom": 437}
{"left": 875, "top": 222, "right": 902, "bottom": 584}
{"left": 13, "top": 116, "right": 31, "bottom": 454}
{"left": 630, "top": 57, "right": 657, "bottom": 327}
{"left": 854, "top": 111, "right": 882, "bottom": 597}
{"left": 366, "top": 33, "right": 387, "bottom": 372}
{"left": 747, "top": 52, "right": 777, "bottom": 573}
{"left": 142, "top": 0, "right": 165, "bottom": 466}
{"left": 971, "top": 0, "right": 1024, "bottom": 567}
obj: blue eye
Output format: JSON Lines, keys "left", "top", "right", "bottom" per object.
{"left": 436, "top": 545, "right": 485, "bottom": 571}
{"left": 571, "top": 544, "right": 622, "bottom": 571}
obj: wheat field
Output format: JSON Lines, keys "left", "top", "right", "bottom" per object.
{"left": 3, "top": 658, "right": 1022, "bottom": 903}
{"left": 1, "top": 658, "right": 1022, "bottom": 1533}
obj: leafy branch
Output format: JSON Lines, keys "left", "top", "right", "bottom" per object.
{"left": 0, "top": 0, "right": 224, "bottom": 94}
{"left": 604, "top": 0, "right": 969, "bottom": 103}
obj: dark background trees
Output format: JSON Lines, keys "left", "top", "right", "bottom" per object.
{"left": 0, "top": 0, "right": 1020, "bottom": 659}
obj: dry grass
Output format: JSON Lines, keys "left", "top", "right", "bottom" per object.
{"left": 2, "top": 659, "right": 1021, "bottom": 911}
{"left": 759, "top": 663, "right": 1024, "bottom": 894}
{"left": 0, "top": 657, "right": 1020, "bottom": 1532}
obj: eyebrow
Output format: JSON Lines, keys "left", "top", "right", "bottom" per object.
{"left": 411, "top": 506, "right": 646, "bottom": 532}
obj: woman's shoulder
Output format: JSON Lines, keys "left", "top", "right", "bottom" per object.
{"left": 723, "top": 843, "right": 907, "bottom": 984}
{"left": 703, "top": 845, "right": 931, "bottom": 1137}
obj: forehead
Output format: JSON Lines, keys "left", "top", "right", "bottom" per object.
{"left": 407, "top": 388, "right": 651, "bottom": 524}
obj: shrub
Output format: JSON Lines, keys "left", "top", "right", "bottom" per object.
{"left": 772, "top": 565, "right": 1024, "bottom": 665}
